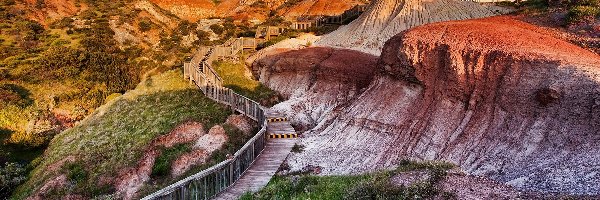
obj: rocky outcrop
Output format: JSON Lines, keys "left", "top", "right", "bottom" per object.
{"left": 316, "top": 0, "right": 497, "bottom": 55}
{"left": 252, "top": 47, "right": 378, "bottom": 130}
{"left": 257, "top": 16, "right": 600, "bottom": 195}
{"left": 276, "top": 0, "right": 366, "bottom": 20}
{"left": 246, "top": 34, "right": 320, "bottom": 68}
{"left": 149, "top": 0, "right": 366, "bottom": 21}
{"left": 17, "top": 0, "right": 84, "bottom": 26}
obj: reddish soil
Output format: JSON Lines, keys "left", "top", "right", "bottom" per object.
{"left": 115, "top": 121, "right": 206, "bottom": 199}
{"left": 515, "top": 12, "right": 600, "bottom": 55}
{"left": 149, "top": 0, "right": 366, "bottom": 21}
{"left": 170, "top": 149, "right": 209, "bottom": 177}
{"left": 253, "top": 47, "right": 378, "bottom": 97}
{"left": 17, "top": 0, "right": 83, "bottom": 26}
{"left": 194, "top": 125, "right": 228, "bottom": 151}
{"left": 225, "top": 114, "right": 256, "bottom": 135}
{"left": 153, "top": 121, "right": 205, "bottom": 148}
{"left": 27, "top": 175, "right": 68, "bottom": 200}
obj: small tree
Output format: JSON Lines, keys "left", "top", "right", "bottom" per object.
{"left": 209, "top": 24, "right": 224, "bottom": 35}
{"left": 138, "top": 20, "right": 152, "bottom": 32}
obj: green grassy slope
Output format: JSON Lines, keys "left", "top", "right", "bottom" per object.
{"left": 242, "top": 161, "right": 456, "bottom": 200}
{"left": 212, "top": 59, "right": 280, "bottom": 106}
{"left": 13, "top": 70, "right": 232, "bottom": 198}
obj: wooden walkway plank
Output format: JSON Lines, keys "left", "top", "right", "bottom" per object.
{"left": 214, "top": 138, "right": 296, "bottom": 200}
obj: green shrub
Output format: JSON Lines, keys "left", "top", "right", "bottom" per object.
{"left": 0, "top": 162, "right": 26, "bottom": 199}
{"left": 344, "top": 179, "right": 405, "bottom": 200}
{"left": 521, "top": 0, "right": 550, "bottom": 10}
{"left": 291, "top": 144, "right": 305, "bottom": 153}
{"left": 567, "top": 5, "right": 600, "bottom": 22}
{"left": 195, "top": 30, "right": 210, "bottom": 41}
{"left": 64, "top": 162, "right": 88, "bottom": 184}
{"left": 138, "top": 20, "right": 152, "bottom": 32}
{"left": 256, "top": 35, "right": 288, "bottom": 50}
{"left": 209, "top": 24, "right": 224, "bottom": 35}
{"left": 0, "top": 0, "right": 15, "bottom": 6}
{"left": 8, "top": 129, "right": 56, "bottom": 148}
{"left": 211, "top": 59, "right": 280, "bottom": 106}
{"left": 51, "top": 17, "right": 74, "bottom": 29}
{"left": 0, "top": 84, "right": 32, "bottom": 108}
{"left": 151, "top": 144, "right": 191, "bottom": 177}
{"left": 280, "top": 0, "right": 301, "bottom": 8}
{"left": 250, "top": 0, "right": 267, "bottom": 8}
{"left": 572, "top": 0, "right": 600, "bottom": 6}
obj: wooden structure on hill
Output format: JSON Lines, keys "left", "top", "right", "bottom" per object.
{"left": 255, "top": 26, "right": 286, "bottom": 40}
{"left": 290, "top": 4, "right": 370, "bottom": 30}
{"left": 142, "top": 38, "right": 298, "bottom": 200}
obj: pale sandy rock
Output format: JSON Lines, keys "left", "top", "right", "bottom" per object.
{"left": 134, "top": 0, "right": 177, "bottom": 28}
{"left": 109, "top": 19, "right": 140, "bottom": 46}
{"left": 115, "top": 121, "right": 205, "bottom": 199}
{"left": 252, "top": 47, "right": 378, "bottom": 130}
{"left": 439, "top": 173, "right": 522, "bottom": 199}
{"left": 194, "top": 125, "right": 228, "bottom": 152}
{"left": 155, "top": 121, "right": 205, "bottom": 148}
{"left": 316, "top": 0, "right": 498, "bottom": 55}
{"left": 246, "top": 34, "right": 320, "bottom": 67}
{"left": 115, "top": 149, "right": 159, "bottom": 200}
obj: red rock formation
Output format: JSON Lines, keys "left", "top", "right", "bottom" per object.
{"left": 149, "top": 0, "right": 366, "bottom": 21}
{"left": 16, "top": 0, "right": 84, "bottom": 26}
{"left": 256, "top": 16, "right": 600, "bottom": 195}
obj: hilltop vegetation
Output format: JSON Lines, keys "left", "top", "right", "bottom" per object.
{"left": 13, "top": 70, "right": 232, "bottom": 199}
{"left": 0, "top": 0, "right": 220, "bottom": 197}
{"left": 212, "top": 59, "right": 281, "bottom": 106}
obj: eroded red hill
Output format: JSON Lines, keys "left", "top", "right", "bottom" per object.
{"left": 254, "top": 16, "right": 600, "bottom": 195}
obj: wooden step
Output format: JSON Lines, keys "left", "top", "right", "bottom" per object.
{"left": 267, "top": 117, "right": 288, "bottom": 122}
{"left": 267, "top": 133, "right": 298, "bottom": 139}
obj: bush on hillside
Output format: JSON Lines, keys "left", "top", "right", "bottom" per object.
{"left": 9, "top": 111, "right": 59, "bottom": 148}
{"left": 51, "top": 17, "right": 74, "bottom": 29}
{"left": 0, "top": 84, "right": 32, "bottom": 109}
{"left": 0, "top": 162, "right": 26, "bottom": 199}
{"left": 567, "top": 5, "right": 600, "bottom": 22}
{"left": 34, "top": 46, "right": 139, "bottom": 95}
{"left": 138, "top": 20, "right": 152, "bottom": 32}
{"left": 209, "top": 24, "right": 224, "bottom": 35}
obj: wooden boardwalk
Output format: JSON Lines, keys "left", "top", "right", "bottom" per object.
{"left": 143, "top": 39, "right": 297, "bottom": 200}
{"left": 214, "top": 138, "right": 295, "bottom": 199}
{"left": 214, "top": 110, "right": 296, "bottom": 199}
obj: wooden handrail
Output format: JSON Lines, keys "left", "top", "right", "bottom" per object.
{"left": 142, "top": 37, "right": 267, "bottom": 200}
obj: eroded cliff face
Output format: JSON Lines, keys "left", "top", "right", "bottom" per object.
{"left": 252, "top": 47, "right": 378, "bottom": 131}
{"left": 149, "top": 0, "right": 366, "bottom": 21}
{"left": 256, "top": 16, "right": 600, "bottom": 195}
{"left": 315, "top": 0, "right": 498, "bottom": 55}
{"left": 16, "top": 0, "right": 84, "bottom": 26}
